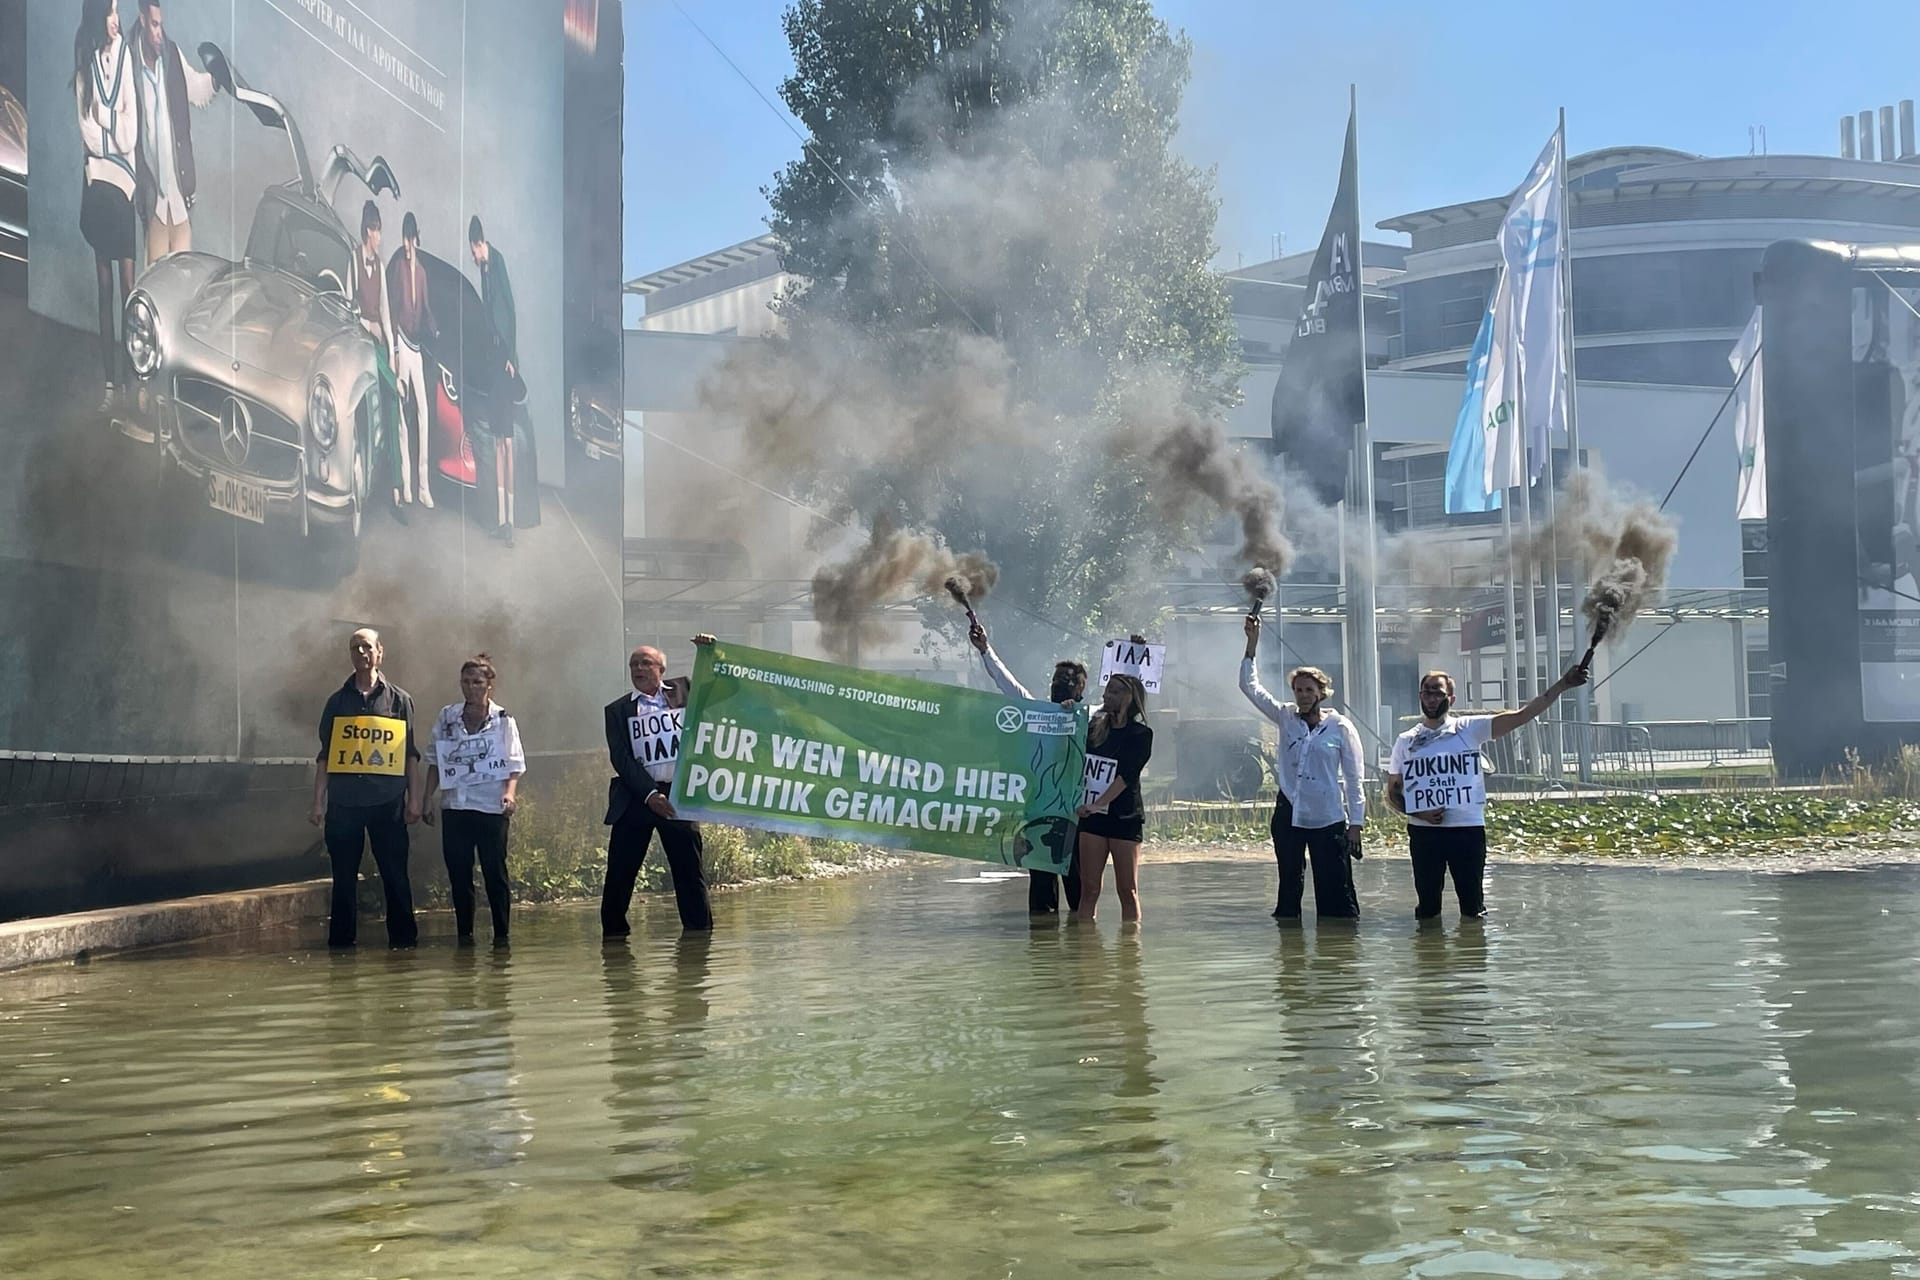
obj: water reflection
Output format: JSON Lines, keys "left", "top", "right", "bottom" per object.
{"left": 5, "top": 863, "right": 1920, "bottom": 1277}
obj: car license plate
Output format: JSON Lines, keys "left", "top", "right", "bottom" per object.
{"left": 208, "top": 473, "right": 268, "bottom": 524}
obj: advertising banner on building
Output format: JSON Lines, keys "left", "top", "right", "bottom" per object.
{"left": 672, "top": 644, "right": 1089, "bottom": 873}
{"left": 1854, "top": 276, "right": 1920, "bottom": 722}
{"left": 4, "top": 0, "right": 624, "bottom": 761}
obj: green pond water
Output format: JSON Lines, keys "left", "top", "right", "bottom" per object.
{"left": 3, "top": 858, "right": 1919, "bottom": 1278}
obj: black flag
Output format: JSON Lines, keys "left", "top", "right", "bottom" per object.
{"left": 1270, "top": 108, "right": 1365, "bottom": 507}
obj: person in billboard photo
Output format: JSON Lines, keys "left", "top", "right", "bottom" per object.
{"left": 132, "top": 0, "right": 214, "bottom": 262}
{"left": 355, "top": 199, "right": 409, "bottom": 524}
{"left": 470, "top": 214, "right": 518, "bottom": 545}
{"left": 388, "top": 209, "right": 439, "bottom": 512}
{"left": 73, "top": 0, "right": 139, "bottom": 412}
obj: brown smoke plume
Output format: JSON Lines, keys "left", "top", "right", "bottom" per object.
{"left": 1118, "top": 391, "right": 1293, "bottom": 578}
{"left": 1528, "top": 471, "right": 1677, "bottom": 645}
{"left": 811, "top": 516, "right": 999, "bottom": 662}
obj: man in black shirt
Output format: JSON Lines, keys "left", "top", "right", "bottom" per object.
{"left": 311, "top": 628, "right": 423, "bottom": 948}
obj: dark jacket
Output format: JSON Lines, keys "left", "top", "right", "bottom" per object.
{"left": 480, "top": 246, "right": 517, "bottom": 371}
{"left": 603, "top": 677, "right": 689, "bottom": 825}
{"left": 134, "top": 37, "right": 198, "bottom": 220}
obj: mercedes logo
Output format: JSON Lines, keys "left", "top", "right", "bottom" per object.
{"left": 995, "top": 706, "right": 1024, "bottom": 734}
{"left": 219, "top": 396, "right": 252, "bottom": 465}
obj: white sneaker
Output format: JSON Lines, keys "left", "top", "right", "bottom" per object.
{"left": 99, "top": 383, "right": 116, "bottom": 413}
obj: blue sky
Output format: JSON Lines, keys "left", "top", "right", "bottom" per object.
{"left": 624, "top": 0, "right": 1920, "bottom": 288}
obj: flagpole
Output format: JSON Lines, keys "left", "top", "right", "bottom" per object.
{"left": 1559, "top": 106, "right": 1593, "bottom": 780}
{"left": 1348, "top": 83, "right": 1383, "bottom": 757}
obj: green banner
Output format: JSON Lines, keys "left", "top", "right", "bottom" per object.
{"left": 672, "top": 643, "right": 1087, "bottom": 873}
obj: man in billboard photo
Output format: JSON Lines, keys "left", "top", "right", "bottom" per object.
{"left": 355, "top": 200, "right": 409, "bottom": 524}
{"left": 388, "top": 210, "right": 438, "bottom": 511}
{"left": 133, "top": 0, "right": 214, "bottom": 262}
{"left": 470, "top": 215, "right": 518, "bottom": 545}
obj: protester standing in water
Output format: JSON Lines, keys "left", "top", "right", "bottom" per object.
{"left": 422, "top": 654, "right": 526, "bottom": 945}
{"left": 1074, "top": 674, "right": 1152, "bottom": 925}
{"left": 1239, "top": 614, "right": 1364, "bottom": 921}
{"left": 602, "top": 637, "right": 716, "bottom": 936}
{"left": 1385, "top": 665, "right": 1587, "bottom": 920}
{"left": 311, "top": 628, "right": 422, "bottom": 949}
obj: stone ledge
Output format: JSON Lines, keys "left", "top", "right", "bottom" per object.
{"left": 0, "top": 880, "right": 331, "bottom": 973}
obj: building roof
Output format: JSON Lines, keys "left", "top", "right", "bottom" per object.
{"left": 1378, "top": 147, "right": 1920, "bottom": 235}
{"left": 624, "top": 234, "right": 783, "bottom": 296}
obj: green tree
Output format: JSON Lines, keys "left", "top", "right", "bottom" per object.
{"left": 765, "top": 0, "right": 1242, "bottom": 639}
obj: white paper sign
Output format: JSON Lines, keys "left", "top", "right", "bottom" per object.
{"left": 1400, "top": 745, "right": 1486, "bottom": 812}
{"left": 1099, "top": 640, "right": 1164, "bottom": 694}
{"left": 1082, "top": 754, "right": 1118, "bottom": 812}
{"left": 630, "top": 707, "right": 684, "bottom": 784}
{"left": 436, "top": 731, "right": 512, "bottom": 785}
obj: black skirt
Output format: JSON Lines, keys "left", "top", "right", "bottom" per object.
{"left": 81, "top": 179, "right": 135, "bottom": 261}
{"left": 1078, "top": 810, "right": 1145, "bottom": 843}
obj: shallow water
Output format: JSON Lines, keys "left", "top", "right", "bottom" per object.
{"left": 4, "top": 859, "right": 1920, "bottom": 1278}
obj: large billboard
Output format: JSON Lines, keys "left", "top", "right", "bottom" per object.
{"left": 1853, "top": 276, "right": 1920, "bottom": 722}
{"left": 0, "top": 0, "right": 623, "bottom": 912}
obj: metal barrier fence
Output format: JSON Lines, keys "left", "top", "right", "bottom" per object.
{"left": 1483, "top": 719, "right": 1659, "bottom": 795}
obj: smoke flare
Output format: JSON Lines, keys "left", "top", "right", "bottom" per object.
{"left": 811, "top": 516, "right": 999, "bottom": 662}
{"left": 1243, "top": 565, "right": 1276, "bottom": 615}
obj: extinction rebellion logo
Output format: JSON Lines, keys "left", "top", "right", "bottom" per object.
{"left": 995, "top": 706, "right": 1024, "bottom": 734}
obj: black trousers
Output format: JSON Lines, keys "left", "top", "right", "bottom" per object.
{"left": 1027, "top": 867, "right": 1082, "bottom": 914}
{"left": 603, "top": 809, "right": 713, "bottom": 933}
{"left": 1408, "top": 824, "right": 1488, "bottom": 919}
{"left": 324, "top": 797, "right": 416, "bottom": 948}
{"left": 441, "top": 808, "right": 512, "bottom": 939}
{"left": 1270, "top": 796, "right": 1359, "bottom": 919}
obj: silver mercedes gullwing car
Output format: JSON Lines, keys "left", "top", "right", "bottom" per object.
{"left": 120, "top": 44, "right": 396, "bottom": 542}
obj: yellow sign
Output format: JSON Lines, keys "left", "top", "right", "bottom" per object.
{"left": 328, "top": 715, "right": 408, "bottom": 775}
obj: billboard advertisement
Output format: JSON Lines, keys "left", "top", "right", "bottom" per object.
{"left": 0, "top": 0, "right": 624, "bottom": 913}
{"left": 1853, "top": 275, "right": 1920, "bottom": 722}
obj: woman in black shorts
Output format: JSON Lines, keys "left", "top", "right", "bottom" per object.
{"left": 1073, "top": 674, "right": 1152, "bottom": 924}
{"left": 73, "top": 0, "right": 139, "bottom": 412}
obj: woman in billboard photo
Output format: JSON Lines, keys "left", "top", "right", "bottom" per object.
{"left": 73, "top": 0, "right": 138, "bottom": 413}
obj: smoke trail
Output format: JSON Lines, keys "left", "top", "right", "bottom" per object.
{"left": 1528, "top": 471, "right": 1678, "bottom": 643}
{"left": 810, "top": 516, "right": 999, "bottom": 662}
{"left": 1242, "top": 565, "right": 1276, "bottom": 613}
{"left": 1115, "top": 384, "right": 1294, "bottom": 576}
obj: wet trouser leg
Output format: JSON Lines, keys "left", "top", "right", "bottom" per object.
{"left": 364, "top": 798, "right": 417, "bottom": 947}
{"left": 1270, "top": 796, "right": 1308, "bottom": 919}
{"left": 1303, "top": 822, "right": 1359, "bottom": 919}
{"left": 442, "top": 808, "right": 480, "bottom": 936}
{"left": 603, "top": 810, "right": 712, "bottom": 934}
{"left": 475, "top": 813, "right": 512, "bottom": 939}
{"left": 323, "top": 805, "right": 370, "bottom": 948}
{"left": 1027, "top": 870, "right": 1060, "bottom": 914}
{"left": 1409, "top": 825, "right": 1487, "bottom": 919}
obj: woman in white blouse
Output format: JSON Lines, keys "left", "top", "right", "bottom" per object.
{"left": 72, "top": 0, "right": 139, "bottom": 412}
{"left": 423, "top": 655, "right": 527, "bottom": 944}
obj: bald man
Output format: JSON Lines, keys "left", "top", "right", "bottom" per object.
{"left": 311, "top": 627, "right": 422, "bottom": 948}
{"left": 601, "top": 638, "right": 714, "bottom": 935}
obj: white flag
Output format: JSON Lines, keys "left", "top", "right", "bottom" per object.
{"left": 1482, "top": 129, "right": 1567, "bottom": 496}
{"left": 1731, "top": 306, "right": 1765, "bottom": 520}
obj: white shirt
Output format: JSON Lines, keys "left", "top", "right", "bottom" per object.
{"left": 1239, "top": 658, "right": 1364, "bottom": 828}
{"left": 136, "top": 40, "right": 215, "bottom": 226}
{"left": 77, "top": 39, "right": 138, "bottom": 198}
{"left": 980, "top": 646, "right": 1033, "bottom": 700}
{"left": 431, "top": 701, "right": 526, "bottom": 814}
{"left": 1389, "top": 716, "right": 1496, "bottom": 828}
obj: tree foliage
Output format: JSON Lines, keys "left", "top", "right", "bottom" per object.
{"left": 763, "top": 0, "right": 1242, "bottom": 640}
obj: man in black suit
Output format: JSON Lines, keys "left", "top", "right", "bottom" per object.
{"left": 602, "top": 636, "right": 714, "bottom": 935}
